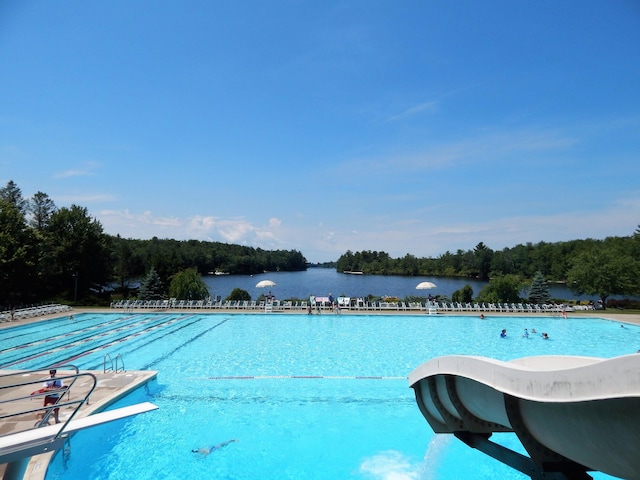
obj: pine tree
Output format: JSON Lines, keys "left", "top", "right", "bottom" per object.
{"left": 528, "top": 271, "right": 550, "bottom": 304}
{"left": 138, "top": 267, "right": 165, "bottom": 300}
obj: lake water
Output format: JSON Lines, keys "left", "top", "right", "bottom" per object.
{"left": 202, "top": 268, "right": 598, "bottom": 303}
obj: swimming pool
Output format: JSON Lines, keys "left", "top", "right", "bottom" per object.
{"left": 2, "top": 312, "right": 635, "bottom": 479}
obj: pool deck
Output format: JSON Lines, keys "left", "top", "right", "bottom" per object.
{"left": 0, "top": 367, "right": 157, "bottom": 480}
{"left": 54, "top": 306, "right": 640, "bottom": 324}
{"left": 0, "top": 312, "right": 158, "bottom": 480}
{"left": 1, "top": 307, "right": 639, "bottom": 479}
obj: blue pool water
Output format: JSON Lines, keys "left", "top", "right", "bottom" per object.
{"left": 2, "top": 313, "right": 637, "bottom": 479}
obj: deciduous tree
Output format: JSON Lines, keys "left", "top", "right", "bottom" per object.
{"left": 168, "top": 268, "right": 209, "bottom": 300}
{"left": 566, "top": 248, "right": 639, "bottom": 308}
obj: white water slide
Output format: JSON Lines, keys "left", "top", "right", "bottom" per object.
{"left": 409, "top": 354, "right": 640, "bottom": 480}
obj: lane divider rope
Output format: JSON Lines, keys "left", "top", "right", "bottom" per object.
{"left": 204, "top": 375, "right": 408, "bottom": 380}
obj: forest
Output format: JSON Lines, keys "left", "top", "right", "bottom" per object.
{"left": 2, "top": 179, "right": 639, "bottom": 307}
{"left": 0, "top": 181, "right": 306, "bottom": 307}
{"left": 336, "top": 233, "right": 640, "bottom": 306}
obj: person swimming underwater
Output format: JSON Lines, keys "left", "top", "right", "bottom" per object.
{"left": 192, "top": 439, "right": 237, "bottom": 456}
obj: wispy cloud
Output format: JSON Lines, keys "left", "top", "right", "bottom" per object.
{"left": 384, "top": 101, "right": 439, "bottom": 123}
{"left": 54, "top": 161, "right": 101, "bottom": 179}
{"left": 99, "top": 209, "right": 181, "bottom": 230}
{"left": 58, "top": 193, "right": 117, "bottom": 203}
{"left": 342, "top": 126, "right": 577, "bottom": 174}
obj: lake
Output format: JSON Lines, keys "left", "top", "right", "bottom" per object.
{"left": 202, "top": 268, "right": 599, "bottom": 302}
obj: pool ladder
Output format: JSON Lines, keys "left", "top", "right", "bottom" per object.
{"left": 103, "top": 353, "right": 126, "bottom": 374}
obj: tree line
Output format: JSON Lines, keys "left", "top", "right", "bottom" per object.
{"left": 0, "top": 181, "right": 307, "bottom": 307}
{"left": 3, "top": 178, "right": 639, "bottom": 308}
{"left": 337, "top": 233, "right": 640, "bottom": 307}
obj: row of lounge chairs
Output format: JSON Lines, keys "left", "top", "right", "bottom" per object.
{"left": 111, "top": 299, "right": 311, "bottom": 311}
{"left": 0, "top": 304, "right": 72, "bottom": 322}
{"left": 435, "top": 302, "right": 577, "bottom": 313}
{"left": 110, "top": 298, "right": 578, "bottom": 314}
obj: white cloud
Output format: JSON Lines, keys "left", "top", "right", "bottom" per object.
{"left": 99, "top": 209, "right": 181, "bottom": 234}
{"left": 99, "top": 210, "right": 287, "bottom": 248}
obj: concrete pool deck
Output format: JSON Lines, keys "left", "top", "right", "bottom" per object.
{"left": 1, "top": 307, "right": 639, "bottom": 479}
{"left": 56, "top": 305, "right": 640, "bottom": 324}
{"left": 0, "top": 367, "right": 156, "bottom": 480}
{"left": 1, "top": 311, "right": 160, "bottom": 480}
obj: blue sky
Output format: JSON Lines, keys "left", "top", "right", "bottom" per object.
{"left": 1, "top": 1, "right": 639, "bottom": 263}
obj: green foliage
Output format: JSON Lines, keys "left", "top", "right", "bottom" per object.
{"left": 0, "top": 200, "right": 38, "bottom": 305}
{"left": 28, "top": 192, "right": 57, "bottom": 231}
{"left": 452, "top": 284, "right": 473, "bottom": 303}
{"left": 0, "top": 180, "right": 308, "bottom": 305}
{"left": 168, "top": 268, "right": 209, "bottom": 300}
{"left": 336, "top": 232, "right": 640, "bottom": 296}
{"left": 2, "top": 179, "right": 640, "bottom": 307}
{"left": 566, "top": 247, "right": 640, "bottom": 308}
{"left": 138, "top": 267, "right": 165, "bottom": 300}
{"left": 527, "top": 271, "right": 551, "bottom": 304}
{"left": 44, "top": 204, "right": 111, "bottom": 301}
{"left": 0, "top": 180, "right": 27, "bottom": 214}
{"left": 476, "top": 275, "right": 523, "bottom": 303}
{"left": 109, "top": 236, "right": 307, "bottom": 289}
{"left": 226, "top": 288, "right": 251, "bottom": 302}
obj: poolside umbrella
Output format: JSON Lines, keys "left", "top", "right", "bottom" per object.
{"left": 416, "top": 281, "right": 437, "bottom": 290}
{"left": 256, "top": 279, "right": 276, "bottom": 302}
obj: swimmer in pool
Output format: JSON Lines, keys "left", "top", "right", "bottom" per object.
{"left": 192, "top": 439, "right": 237, "bottom": 456}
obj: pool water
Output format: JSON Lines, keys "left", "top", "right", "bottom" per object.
{"left": 2, "top": 313, "right": 636, "bottom": 479}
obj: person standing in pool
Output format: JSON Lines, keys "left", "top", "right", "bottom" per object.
{"left": 192, "top": 439, "right": 237, "bottom": 456}
{"left": 500, "top": 329, "right": 507, "bottom": 338}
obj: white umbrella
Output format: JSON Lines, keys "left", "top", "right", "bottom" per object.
{"left": 256, "top": 280, "right": 276, "bottom": 288}
{"left": 416, "top": 281, "right": 437, "bottom": 290}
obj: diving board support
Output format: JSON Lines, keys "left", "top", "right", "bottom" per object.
{"left": 1, "top": 402, "right": 158, "bottom": 480}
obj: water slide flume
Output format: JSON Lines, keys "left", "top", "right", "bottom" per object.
{"left": 409, "top": 354, "right": 640, "bottom": 480}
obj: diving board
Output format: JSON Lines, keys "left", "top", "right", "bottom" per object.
{"left": 409, "top": 354, "right": 640, "bottom": 480}
{"left": 0, "top": 402, "right": 158, "bottom": 466}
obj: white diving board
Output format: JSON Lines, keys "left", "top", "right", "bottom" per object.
{"left": 0, "top": 402, "right": 158, "bottom": 465}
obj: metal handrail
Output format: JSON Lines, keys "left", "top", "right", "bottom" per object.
{"left": 103, "top": 354, "right": 126, "bottom": 373}
{"left": 114, "top": 354, "right": 125, "bottom": 373}
{"left": 0, "top": 366, "right": 96, "bottom": 440}
{"left": 103, "top": 353, "right": 113, "bottom": 373}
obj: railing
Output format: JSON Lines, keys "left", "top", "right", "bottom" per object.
{"left": 0, "top": 367, "right": 158, "bottom": 478}
{"left": 103, "top": 354, "right": 126, "bottom": 374}
{"left": 0, "top": 366, "right": 96, "bottom": 441}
